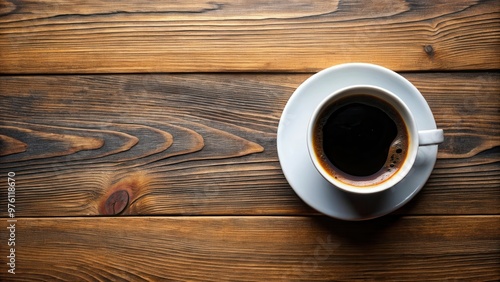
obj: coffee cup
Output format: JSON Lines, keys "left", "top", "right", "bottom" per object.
{"left": 307, "top": 85, "right": 443, "bottom": 194}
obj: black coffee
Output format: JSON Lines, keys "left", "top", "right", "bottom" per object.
{"left": 313, "top": 94, "right": 409, "bottom": 186}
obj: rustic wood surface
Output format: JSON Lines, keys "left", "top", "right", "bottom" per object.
{"left": 0, "top": 73, "right": 499, "bottom": 217}
{"left": 0, "top": 216, "right": 499, "bottom": 281}
{"left": 0, "top": 0, "right": 499, "bottom": 281}
{"left": 0, "top": 0, "right": 499, "bottom": 73}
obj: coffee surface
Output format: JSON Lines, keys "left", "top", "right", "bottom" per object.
{"left": 313, "top": 94, "right": 409, "bottom": 186}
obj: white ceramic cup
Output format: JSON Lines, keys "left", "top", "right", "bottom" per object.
{"left": 307, "top": 85, "right": 444, "bottom": 194}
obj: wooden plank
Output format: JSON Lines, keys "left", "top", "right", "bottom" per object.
{"left": 0, "top": 216, "right": 498, "bottom": 281}
{"left": 0, "top": 73, "right": 499, "bottom": 216}
{"left": 0, "top": 0, "right": 499, "bottom": 73}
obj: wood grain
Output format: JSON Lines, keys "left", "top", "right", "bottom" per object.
{"left": 0, "top": 216, "right": 498, "bottom": 281}
{"left": 0, "top": 0, "right": 499, "bottom": 73}
{"left": 0, "top": 72, "right": 498, "bottom": 216}
{"left": 1, "top": 1, "right": 497, "bottom": 281}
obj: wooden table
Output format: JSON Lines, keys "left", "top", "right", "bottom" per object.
{"left": 1, "top": 1, "right": 499, "bottom": 281}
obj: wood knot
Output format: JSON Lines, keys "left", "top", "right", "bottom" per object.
{"left": 98, "top": 171, "right": 152, "bottom": 215}
{"left": 103, "top": 190, "right": 129, "bottom": 215}
{"left": 424, "top": 44, "right": 434, "bottom": 56}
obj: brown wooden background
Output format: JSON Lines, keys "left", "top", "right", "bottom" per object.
{"left": 1, "top": 0, "right": 499, "bottom": 281}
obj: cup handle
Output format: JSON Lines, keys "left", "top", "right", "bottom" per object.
{"left": 418, "top": 129, "right": 444, "bottom": 146}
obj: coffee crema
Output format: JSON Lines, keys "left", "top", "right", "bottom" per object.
{"left": 312, "top": 94, "right": 409, "bottom": 187}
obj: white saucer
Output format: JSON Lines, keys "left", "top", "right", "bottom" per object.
{"left": 277, "top": 63, "right": 439, "bottom": 221}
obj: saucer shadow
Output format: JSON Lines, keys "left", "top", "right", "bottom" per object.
{"left": 311, "top": 212, "right": 404, "bottom": 244}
